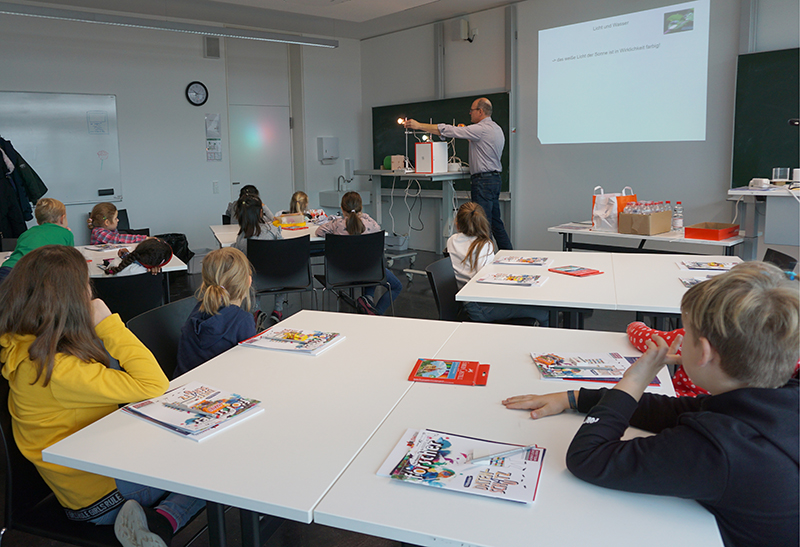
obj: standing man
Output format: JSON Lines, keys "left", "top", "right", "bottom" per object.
{"left": 404, "top": 97, "right": 512, "bottom": 250}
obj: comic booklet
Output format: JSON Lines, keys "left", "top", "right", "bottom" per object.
{"left": 121, "top": 382, "right": 263, "bottom": 442}
{"left": 408, "top": 359, "right": 490, "bottom": 386}
{"left": 476, "top": 273, "right": 546, "bottom": 286}
{"left": 377, "top": 429, "right": 545, "bottom": 504}
{"left": 532, "top": 352, "right": 659, "bottom": 385}
{"left": 239, "top": 328, "right": 345, "bottom": 356}
{"left": 547, "top": 265, "right": 603, "bottom": 277}
{"left": 492, "top": 256, "right": 553, "bottom": 267}
{"left": 678, "top": 260, "right": 737, "bottom": 271}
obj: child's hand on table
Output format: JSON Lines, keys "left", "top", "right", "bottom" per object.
{"left": 502, "top": 392, "right": 571, "bottom": 420}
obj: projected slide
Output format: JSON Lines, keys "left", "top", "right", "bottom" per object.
{"left": 538, "top": 0, "right": 709, "bottom": 144}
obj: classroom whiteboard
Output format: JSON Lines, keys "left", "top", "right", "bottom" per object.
{"left": 0, "top": 91, "right": 121, "bottom": 205}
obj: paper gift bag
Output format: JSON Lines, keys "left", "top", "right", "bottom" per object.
{"left": 592, "top": 186, "right": 636, "bottom": 232}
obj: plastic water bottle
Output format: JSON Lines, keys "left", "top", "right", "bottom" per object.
{"left": 672, "top": 201, "right": 684, "bottom": 231}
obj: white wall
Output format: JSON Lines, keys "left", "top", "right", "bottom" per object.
{"left": 0, "top": 16, "right": 231, "bottom": 248}
{"left": 359, "top": 0, "right": 799, "bottom": 260}
{"left": 0, "top": 15, "right": 364, "bottom": 251}
{"left": 301, "top": 38, "right": 364, "bottom": 210}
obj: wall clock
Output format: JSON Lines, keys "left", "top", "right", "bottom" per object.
{"left": 185, "top": 81, "right": 208, "bottom": 106}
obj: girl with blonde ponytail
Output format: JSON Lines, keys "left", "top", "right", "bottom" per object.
{"left": 174, "top": 247, "right": 256, "bottom": 377}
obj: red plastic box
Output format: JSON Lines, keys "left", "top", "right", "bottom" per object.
{"left": 684, "top": 222, "right": 740, "bottom": 241}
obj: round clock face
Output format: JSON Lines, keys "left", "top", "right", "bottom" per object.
{"left": 186, "top": 81, "right": 208, "bottom": 106}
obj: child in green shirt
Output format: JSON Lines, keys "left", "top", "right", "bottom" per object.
{"left": 0, "top": 198, "right": 73, "bottom": 283}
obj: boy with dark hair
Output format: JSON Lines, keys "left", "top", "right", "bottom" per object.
{"left": 503, "top": 261, "right": 799, "bottom": 547}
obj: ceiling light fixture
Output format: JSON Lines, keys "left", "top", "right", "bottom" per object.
{"left": 0, "top": 1, "right": 339, "bottom": 48}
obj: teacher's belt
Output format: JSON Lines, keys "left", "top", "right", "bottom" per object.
{"left": 470, "top": 171, "right": 501, "bottom": 179}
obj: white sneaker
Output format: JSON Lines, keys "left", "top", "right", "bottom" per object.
{"left": 114, "top": 500, "right": 170, "bottom": 547}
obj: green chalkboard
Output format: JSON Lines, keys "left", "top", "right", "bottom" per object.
{"left": 372, "top": 93, "right": 510, "bottom": 191}
{"left": 732, "top": 48, "right": 799, "bottom": 188}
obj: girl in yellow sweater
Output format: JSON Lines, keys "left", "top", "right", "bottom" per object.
{"left": 0, "top": 245, "right": 204, "bottom": 547}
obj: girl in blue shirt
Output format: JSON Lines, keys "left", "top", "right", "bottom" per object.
{"left": 174, "top": 247, "right": 256, "bottom": 378}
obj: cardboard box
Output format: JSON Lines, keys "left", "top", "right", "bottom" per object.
{"left": 618, "top": 211, "right": 673, "bottom": 235}
{"left": 684, "top": 222, "right": 740, "bottom": 241}
{"left": 415, "top": 142, "right": 448, "bottom": 174}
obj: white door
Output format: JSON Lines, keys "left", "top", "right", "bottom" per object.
{"left": 228, "top": 105, "right": 293, "bottom": 213}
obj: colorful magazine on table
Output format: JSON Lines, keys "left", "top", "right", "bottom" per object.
{"left": 547, "top": 265, "right": 603, "bottom": 277}
{"left": 377, "top": 428, "right": 545, "bottom": 504}
{"left": 492, "top": 256, "right": 553, "bottom": 267}
{"left": 678, "top": 260, "right": 737, "bottom": 271}
{"left": 476, "top": 273, "right": 546, "bottom": 286}
{"left": 121, "top": 382, "right": 263, "bottom": 442}
{"left": 408, "top": 359, "right": 490, "bottom": 386}
{"left": 531, "top": 352, "right": 660, "bottom": 385}
{"left": 678, "top": 276, "right": 713, "bottom": 288}
{"left": 239, "top": 328, "right": 345, "bottom": 356}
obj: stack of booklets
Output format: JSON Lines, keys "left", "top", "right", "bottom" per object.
{"left": 492, "top": 256, "right": 553, "bottom": 267}
{"left": 408, "top": 359, "right": 490, "bottom": 386}
{"left": 547, "top": 265, "right": 603, "bottom": 277}
{"left": 378, "top": 429, "right": 545, "bottom": 503}
{"left": 239, "top": 328, "right": 345, "bottom": 356}
{"left": 121, "top": 382, "right": 263, "bottom": 441}
{"left": 532, "top": 352, "right": 659, "bottom": 385}
{"left": 476, "top": 273, "right": 547, "bottom": 286}
{"left": 678, "top": 260, "right": 737, "bottom": 271}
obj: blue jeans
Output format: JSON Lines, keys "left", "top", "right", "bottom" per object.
{"left": 471, "top": 173, "right": 513, "bottom": 250}
{"left": 363, "top": 269, "right": 402, "bottom": 315}
{"left": 464, "top": 301, "right": 549, "bottom": 326}
{"left": 89, "top": 479, "right": 205, "bottom": 529}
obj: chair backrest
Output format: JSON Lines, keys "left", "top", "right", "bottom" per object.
{"left": 116, "top": 208, "right": 131, "bottom": 231}
{"left": 1, "top": 238, "right": 17, "bottom": 252}
{"left": 247, "top": 236, "right": 312, "bottom": 293}
{"left": 0, "top": 380, "right": 126, "bottom": 546}
{"left": 127, "top": 296, "right": 198, "bottom": 378}
{"left": 763, "top": 248, "right": 798, "bottom": 272}
{"left": 0, "top": 378, "right": 54, "bottom": 529}
{"left": 322, "top": 231, "right": 386, "bottom": 288}
{"left": 92, "top": 273, "right": 165, "bottom": 323}
{"left": 425, "top": 257, "right": 463, "bottom": 321}
{"left": 222, "top": 214, "right": 231, "bottom": 225}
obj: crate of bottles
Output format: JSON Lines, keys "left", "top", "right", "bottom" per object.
{"left": 618, "top": 201, "right": 673, "bottom": 235}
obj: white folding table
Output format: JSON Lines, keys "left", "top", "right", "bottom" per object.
{"left": 43, "top": 311, "right": 460, "bottom": 546}
{"left": 314, "top": 322, "right": 723, "bottom": 547}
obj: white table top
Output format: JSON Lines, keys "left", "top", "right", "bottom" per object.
{"left": 457, "top": 250, "right": 743, "bottom": 315}
{"left": 210, "top": 224, "right": 322, "bottom": 248}
{"left": 728, "top": 186, "right": 799, "bottom": 197}
{"left": 43, "top": 311, "right": 460, "bottom": 523}
{"left": 354, "top": 169, "right": 471, "bottom": 181}
{"left": 612, "top": 254, "right": 742, "bottom": 314}
{"left": 455, "top": 250, "right": 618, "bottom": 310}
{"left": 548, "top": 222, "right": 744, "bottom": 248}
{"left": 315, "top": 322, "right": 722, "bottom": 547}
{"left": 1, "top": 244, "right": 187, "bottom": 278}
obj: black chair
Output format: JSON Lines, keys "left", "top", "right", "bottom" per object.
{"left": 0, "top": 239, "right": 16, "bottom": 252}
{"left": 425, "top": 257, "right": 540, "bottom": 327}
{"left": 222, "top": 214, "right": 231, "bottom": 225}
{"left": 425, "top": 257, "right": 465, "bottom": 321}
{"left": 0, "top": 378, "right": 119, "bottom": 547}
{"left": 314, "top": 231, "right": 395, "bottom": 315}
{"left": 763, "top": 248, "right": 798, "bottom": 272}
{"left": 116, "top": 209, "right": 150, "bottom": 236}
{"left": 127, "top": 296, "right": 198, "bottom": 378}
{"left": 247, "top": 236, "right": 316, "bottom": 310}
{"left": 92, "top": 273, "right": 166, "bottom": 323}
